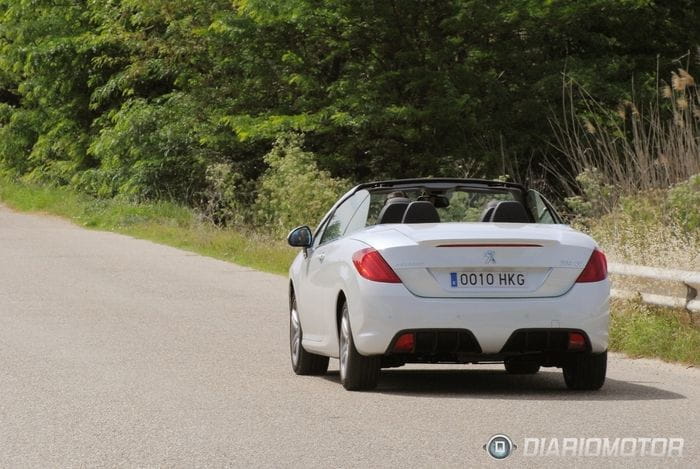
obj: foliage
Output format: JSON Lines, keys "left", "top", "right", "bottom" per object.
{"left": 1, "top": 0, "right": 699, "bottom": 216}
{"left": 565, "top": 168, "right": 616, "bottom": 218}
{"left": 85, "top": 94, "right": 207, "bottom": 201}
{"left": 254, "top": 135, "right": 348, "bottom": 235}
{"left": 200, "top": 163, "right": 245, "bottom": 226}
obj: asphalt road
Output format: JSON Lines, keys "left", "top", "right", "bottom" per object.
{"left": 0, "top": 206, "right": 698, "bottom": 468}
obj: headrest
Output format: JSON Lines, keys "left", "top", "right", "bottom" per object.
{"left": 402, "top": 201, "right": 440, "bottom": 224}
{"left": 489, "top": 201, "right": 533, "bottom": 223}
{"left": 376, "top": 201, "right": 409, "bottom": 224}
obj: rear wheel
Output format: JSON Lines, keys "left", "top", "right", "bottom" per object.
{"left": 290, "top": 295, "right": 329, "bottom": 375}
{"left": 563, "top": 351, "right": 607, "bottom": 390}
{"left": 504, "top": 360, "right": 540, "bottom": 374}
{"left": 339, "top": 303, "right": 380, "bottom": 391}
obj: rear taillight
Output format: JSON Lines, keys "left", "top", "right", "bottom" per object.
{"left": 576, "top": 249, "right": 608, "bottom": 283}
{"left": 352, "top": 248, "right": 401, "bottom": 283}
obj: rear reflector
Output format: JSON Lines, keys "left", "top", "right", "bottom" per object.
{"left": 568, "top": 332, "right": 587, "bottom": 351}
{"left": 352, "top": 248, "right": 401, "bottom": 283}
{"left": 392, "top": 333, "right": 415, "bottom": 353}
{"left": 575, "top": 249, "right": 608, "bottom": 283}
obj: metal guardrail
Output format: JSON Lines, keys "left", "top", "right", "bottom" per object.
{"left": 608, "top": 262, "right": 700, "bottom": 315}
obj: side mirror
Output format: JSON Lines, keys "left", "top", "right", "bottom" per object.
{"left": 287, "top": 225, "right": 313, "bottom": 248}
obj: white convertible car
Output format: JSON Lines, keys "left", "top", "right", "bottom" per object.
{"left": 287, "top": 178, "right": 609, "bottom": 391}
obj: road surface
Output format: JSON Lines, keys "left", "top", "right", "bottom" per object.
{"left": 0, "top": 206, "right": 698, "bottom": 468}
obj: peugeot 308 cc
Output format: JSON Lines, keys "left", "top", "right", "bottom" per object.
{"left": 286, "top": 179, "right": 609, "bottom": 391}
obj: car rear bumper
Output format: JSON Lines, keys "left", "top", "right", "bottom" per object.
{"left": 347, "top": 280, "right": 609, "bottom": 356}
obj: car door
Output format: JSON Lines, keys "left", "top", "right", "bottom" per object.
{"left": 297, "top": 190, "right": 371, "bottom": 346}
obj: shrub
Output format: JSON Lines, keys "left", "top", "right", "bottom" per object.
{"left": 85, "top": 95, "right": 206, "bottom": 202}
{"left": 565, "top": 167, "right": 616, "bottom": 218}
{"left": 200, "top": 163, "right": 246, "bottom": 226}
{"left": 255, "top": 135, "right": 348, "bottom": 237}
{"left": 0, "top": 106, "right": 40, "bottom": 176}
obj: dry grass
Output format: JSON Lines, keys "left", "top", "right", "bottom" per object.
{"left": 580, "top": 211, "right": 700, "bottom": 271}
{"left": 549, "top": 69, "right": 700, "bottom": 207}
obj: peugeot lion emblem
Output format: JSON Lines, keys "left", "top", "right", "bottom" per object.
{"left": 484, "top": 250, "right": 496, "bottom": 265}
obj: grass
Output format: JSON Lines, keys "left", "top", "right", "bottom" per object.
{"left": 1, "top": 178, "right": 698, "bottom": 365}
{"left": 0, "top": 178, "right": 296, "bottom": 275}
{"left": 610, "top": 299, "right": 700, "bottom": 365}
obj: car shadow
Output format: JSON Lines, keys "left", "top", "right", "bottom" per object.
{"left": 322, "top": 369, "right": 685, "bottom": 401}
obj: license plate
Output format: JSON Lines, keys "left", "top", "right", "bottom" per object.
{"left": 450, "top": 271, "right": 527, "bottom": 288}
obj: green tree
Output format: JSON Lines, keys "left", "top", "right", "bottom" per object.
{"left": 0, "top": 0, "right": 698, "bottom": 215}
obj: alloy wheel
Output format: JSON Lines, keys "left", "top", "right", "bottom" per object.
{"left": 290, "top": 304, "right": 301, "bottom": 367}
{"left": 340, "top": 314, "right": 350, "bottom": 381}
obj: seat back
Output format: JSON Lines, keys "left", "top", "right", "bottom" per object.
{"left": 489, "top": 201, "right": 533, "bottom": 223}
{"left": 402, "top": 201, "right": 440, "bottom": 223}
{"left": 376, "top": 199, "right": 409, "bottom": 224}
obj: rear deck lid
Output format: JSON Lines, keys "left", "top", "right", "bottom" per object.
{"left": 354, "top": 223, "right": 596, "bottom": 298}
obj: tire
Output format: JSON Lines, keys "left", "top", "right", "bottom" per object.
{"left": 504, "top": 360, "right": 540, "bottom": 374}
{"left": 339, "top": 303, "right": 380, "bottom": 391}
{"left": 290, "top": 295, "right": 329, "bottom": 375}
{"left": 563, "top": 351, "right": 607, "bottom": 390}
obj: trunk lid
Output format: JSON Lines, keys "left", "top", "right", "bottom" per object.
{"left": 353, "top": 223, "right": 596, "bottom": 298}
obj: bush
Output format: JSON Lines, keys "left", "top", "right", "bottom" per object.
{"left": 255, "top": 135, "right": 348, "bottom": 236}
{"left": 565, "top": 167, "right": 616, "bottom": 218}
{"left": 84, "top": 95, "right": 206, "bottom": 202}
{"left": 200, "top": 163, "right": 246, "bottom": 226}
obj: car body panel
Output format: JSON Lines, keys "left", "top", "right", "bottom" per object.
{"left": 350, "top": 223, "right": 595, "bottom": 298}
{"left": 292, "top": 238, "right": 369, "bottom": 354}
{"left": 343, "top": 278, "right": 609, "bottom": 356}
{"left": 288, "top": 179, "right": 609, "bottom": 363}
